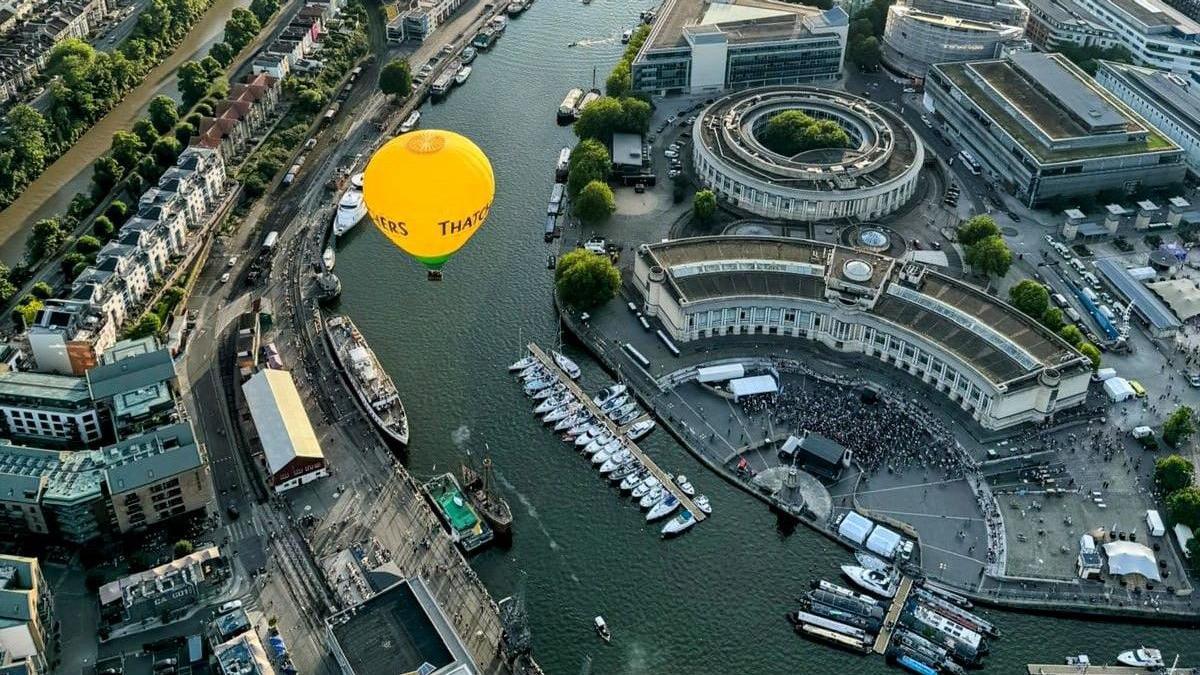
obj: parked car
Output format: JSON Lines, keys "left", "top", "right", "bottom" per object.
{"left": 219, "top": 272, "right": 231, "bottom": 284}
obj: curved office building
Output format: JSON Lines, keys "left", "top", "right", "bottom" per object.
{"left": 882, "top": 4, "right": 1026, "bottom": 79}
{"left": 633, "top": 236, "right": 1092, "bottom": 430}
{"left": 692, "top": 87, "right": 924, "bottom": 222}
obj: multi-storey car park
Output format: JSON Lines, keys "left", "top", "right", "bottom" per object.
{"left": 630, "top": 0, "right": 848, "bottom": 96}
{"left": 691, "top": 87, "right": 924, "bottom": 221}
{"left": 926, "top": 52, "right": 1186, "bottom": 205}
{"left": 633, "top": 236, "right": 1093, "bottom": 430}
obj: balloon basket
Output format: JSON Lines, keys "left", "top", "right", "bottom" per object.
{"left": 427, "top": 270, "right": 444, "bottom": 281}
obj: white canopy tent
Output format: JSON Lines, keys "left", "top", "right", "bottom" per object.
{"left": 1103, "top": 541, "right": 1161, "bottom": 581}
{"left": 866, "top": 525, "right": 903, "bottom": 559}
{"left": 728, "top": 374, "right": 778, "bottom": 400}
{"left": 1103, "top": 377, "right": 1134, "bottom": 402}
{"left": 697, "top": 363, "right": 745, "bottom": 383}
{"left": 838, "top": 511, "right": 873, "bottom": 544}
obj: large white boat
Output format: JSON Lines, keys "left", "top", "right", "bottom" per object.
{"left": 840, "top": 565, "right": 898, "bottom": 599}
{"left": 326, "top": 315, "right": 409, "bottom": 446}
{"left": 1117, "top": 647, "right": 1164, "bottom": 668}
{"left": 661, "top": 509, "right": 696, "bottom": 537}
{"left": 333, "top": 173, "right": 366, "bottom": 236}
{"left": 455, "top": 65, "right": 472, "bottom": 85}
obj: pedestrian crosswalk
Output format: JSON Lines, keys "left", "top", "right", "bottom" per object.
{"left": 225, "top": 512, "right": 267, "bottom": 541}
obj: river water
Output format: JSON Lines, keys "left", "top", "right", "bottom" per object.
{"left": 334, "top": 1, "right": 1198, "bottom": 671}
{"left": 0, "top": 0, "right": 250, "bottom": 263}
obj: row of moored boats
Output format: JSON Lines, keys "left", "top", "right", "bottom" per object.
{"left": 509, "top": 351, "right": 709, "bottom": 537}
{"left": 792, "top": 553, "right": 1000, "bottom": 673}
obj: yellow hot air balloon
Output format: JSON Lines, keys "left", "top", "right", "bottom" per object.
{"left": 362, "top": 130, "right": 495, "bottom": 278}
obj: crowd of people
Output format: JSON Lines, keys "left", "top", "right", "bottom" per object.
{"left": 737, "top": 371, "right": 969, "bottom": 478}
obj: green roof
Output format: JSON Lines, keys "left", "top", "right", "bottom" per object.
{"left": 936, "top": 61, "right": 1179, "bottom": 164}
{"left": 0, "top": 371, "right": 91, "bottom": 409}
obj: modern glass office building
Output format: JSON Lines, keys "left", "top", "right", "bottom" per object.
{"left": 631, "top": 0, "right": 848, "bottom": 96}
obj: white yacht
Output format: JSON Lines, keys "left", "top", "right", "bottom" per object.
{"left": 399, "top": 110, "right": 421, "bottom": 133}
{"left": 593, "top": 383, "right": 626, "bottom": 407}
{"left": 661, "top": 509, "right": 696, "bottom": 537}
{"left": 625, "top": 419, "right": 655, "bottom": 440}
{"left": 508, "top": 355, "right": 536, "bottom": 371}
{"left": 693, "top": 495, "right": 711, "bottom": 515}
{"left": 646, "top": 493, "right": 680, "bottom": 521}
{"left": 840, "top": 565, "right": 898, "bottom": 599}
{"left": 552, "top": 351, "right": 581, "bottom": 379}
{"left": 333, "top": 173, "right": 366, "bottom": 236}
{"left": 455, "top": 65, "right": 472, "bottom": 85}
{"left": 1117, "top": 648, "right": 1164, "bottom": 668}
{"left": 674, "top": 474, "right": 695, "bottom": 496}
{"left": 322, "top": 246, "right": 335, "bottom": 270}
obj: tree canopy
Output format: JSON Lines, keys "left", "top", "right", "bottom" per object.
{"left": 555, "top": 249, "right": 620, "bottom": 310}
{"left": 1168, "top": 486, "right": 1200, "bottom": 529}
{"left": 567, "top": 139, "right": 611, "bottom": 197}
{"left": 379, "top": 59, "right": 412, "bottom": 98}
{"left": 148, "top": 95, "right": 179, "bottom": 134}
{"left": 1078, "top": 342, "right": 1101, "bottom": 371}
{"left": 1009, "top": 280, "right": 1049, "bottom": 319}
{"left": 573, "top": 180, "right": 616, "bottom": 223}
{"left": 965, "top": 235, "right": 1012, "bottom": 278}
{"left": 958, "top": 215, "right": 1000, "bottom": 246}
{"left": 693, "top": 190, "right": 717, "bottom": 224}
{"left": 1164, "top": 406, "right": 1196, "bottom": 448}
{"left": 759, "top": 111, "right": 850, "bottom": 156}
{"left": 574, "top": 96, "right": 652, "bottom": 144}
{"left": 1156, "top": 454, "right": 1195, "bottom": 494}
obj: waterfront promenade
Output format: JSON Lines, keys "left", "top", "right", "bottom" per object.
{"left": 557, "top": 286, "right": 1200, "bottom": 623}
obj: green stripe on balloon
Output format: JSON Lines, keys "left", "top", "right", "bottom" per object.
{"left": 415, "top": 253, "right": 452, "bottom": 269}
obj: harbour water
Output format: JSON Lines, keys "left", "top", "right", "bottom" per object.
{"left": 333, "top": 0, "right": 1199, "bottom": 671}
{"left": 0, "top": 0, "right": 251, "bottom": 262}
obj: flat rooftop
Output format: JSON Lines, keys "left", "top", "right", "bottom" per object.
{"left": 982, "top": 53, "right": 1128, "bottom": 137}
{"left": 643, "top": 0, "right": 828, "bottom": 51}
{"left": 327, "top": 578, "right": 476, "bottom": 675}
{"left": 1107, "top": 0, "right": 1200, "bottom": 31}
{"left": 0, "top": 371, "right": 92, "bottom": 407}
{"left": 640, "top": 237, "right": 1088, "bottom": 384}
{"left": 1099, "top": 61, "right": 1200, "bottom": 139}
{"left": 935, "top": 56, "right": 1177, "bottom": 163}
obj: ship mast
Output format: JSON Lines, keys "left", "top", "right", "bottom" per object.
{"left": 482, "top": 457, "right": 495, "bottom": 504}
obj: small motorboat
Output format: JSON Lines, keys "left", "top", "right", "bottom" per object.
{"left": 323, "top": 246, "right": 336, "bottom": 270}
{"left": 543, "top": 402, "right": 580, "bottom": 424}
{"left": 575, "top": 427, "right": 602, "bottom": 447}
{"left": 608, "top": 402, "right": 637, "bottom": 420}
{"left": 625, "top": 419, "right": 655, "bottom": 440}
{"left": 566, "top": 419, "right": 595, "bottom": 437}
{"left": 840, "top": 565, "right": 898, "bottom": 599}
{"left": 508, "top": 356, "right": 535, "bottom": 371}
{"left": 646, "top": 493, "right": 680, "bottom": 521}
{"left": 615, "top": 408, "right": 641, "bottom": 426}
{"left": 620, "top": 469, "right": 649, "bottom": 491}
{"left": 533, "top": 395, "right": 567, "bottom": 414}
{"left": 532, "top": 383, "right": 566, "bottom": 401}
{"left": 693, "top": 494, "right": 711, "bottom": 514}
{"left": 524, "top": 378, "right": 554, "bottom": 395}
{"left": 610, "top": 461, "right": 641, "bottom": 481}
{"left": 1117, "top": 647, "right": 1164, "bottom": 668}
{"left": 599, "top": 450, "right": 632, "bottom": 473}
{"left": 600, "top": 394, "right": 628, "bottom": 413}
{"left": 631, "top": 476, "right": 661, "bottom": 499}
{"left": 638, "top": 486, "right": 663, "bottom": 509}
{"left": 594, "top": 384, "right": 627, "bottom": 407}
{"left": 855, "top": 551, "right": 890, "bottom": 573}
{"left": 552, "top": 351, "right": 581, "bottom": 380}
{"left": 1064, "top": 656, "right": 1090, "bottom": 667}
{"left": 518, "top": 364, "right": 544, "bottom": 379}
{"left": 583, "top": 433, "right": 615, "bottom": 455}
{"left": 591, "top": 440, "right": 623, "bottom": 464}
{"left": 555, "top": 413, "right": 585, "bottom": 432}
{"left": 594, "top": 616, "right": 611, "bottom": 643}
{"left": 661, "top": 509, "right": 696, "bottom": 537}
{"left": 675, "top": 475, "right": 695, "bottom": 496}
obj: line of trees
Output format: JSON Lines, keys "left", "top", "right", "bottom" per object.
{"left": 1007, "top": 278, "right": 1101, "bottom": 369}
{"left": 845, "top": 0, "right": 889, "bottom": 71}
{"left": 604, "top": 24, "right": 651, "bottom": 99}
{"left": 1154, "top": 453, "right": 1200, "bottom": 570}
{"left": 0, "top": 0, "right": 218, "bottom": 209}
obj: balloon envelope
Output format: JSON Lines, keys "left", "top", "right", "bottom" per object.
{"left": 363, "top": 130, "right": 495, "bottom": 269}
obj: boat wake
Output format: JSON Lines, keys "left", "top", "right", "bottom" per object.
{"left": 496, "top": 471, "right": 561, "bottom": 551}
{"left": 451, "top": 424, "right": 471, "bottom": 448}
{"left": 570, "top": 36, "right": 616, "bottom": 47}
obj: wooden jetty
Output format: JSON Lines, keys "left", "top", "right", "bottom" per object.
{"left": 1027, "top": 666, "right": 1195, "bottom": 675}
{"left": 526, "top": 343, "right": 706, "bottom": 523}
{"left": 873, "top": 575, "right": 913, "bottom": 654}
